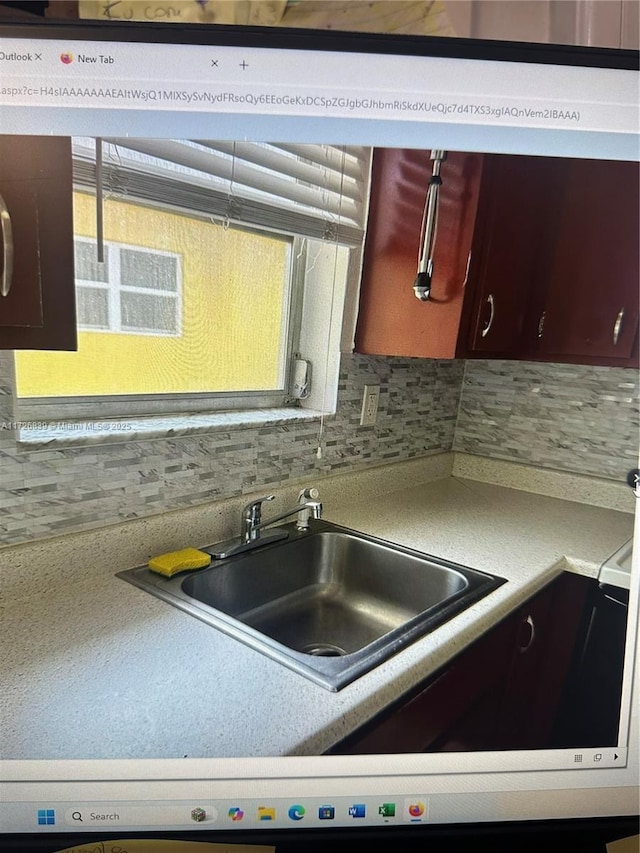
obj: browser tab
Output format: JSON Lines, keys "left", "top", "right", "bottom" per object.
{"left": 0, "top": 48, "right": 42, "bottom": 62}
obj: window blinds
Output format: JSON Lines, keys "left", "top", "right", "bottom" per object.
{"left": 72, "top": 138, "right": 371, "bottom": 246}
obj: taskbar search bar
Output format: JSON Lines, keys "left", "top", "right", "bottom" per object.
{"left": 63, "top": 803, "right": 218, "bottom": 827}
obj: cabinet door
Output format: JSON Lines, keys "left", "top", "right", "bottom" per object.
{"left": 0, "top": 136, "right": 76, "bottom": 350}
{"left": 496, "top": 572, "right": 591, "bottom": 749}
{"left": 535, "top": 158, "right": 639, "bottom": 364}
{"left": 325, "top": 611, "right": 518, "bottom": 755}
{"left": 326, "top": 572, "right": 593, "bottom": 756}
{"left": 463, "top": 155, "right": 562, "bottom": 356}
{"left": 355, "top": 148, "right": 483, "bottom": 358}
{"left": 0, "top": 176, "right": 44, "bottom": 328}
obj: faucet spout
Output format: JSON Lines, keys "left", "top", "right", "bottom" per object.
{"left": 242, "top": 489, "right": 322, "bottom": 542}
{"left": 255, "top": 499, "right": 323, "bottom": 533}
{"left": 207, "top": 489, "right": 322, "bottom": 561}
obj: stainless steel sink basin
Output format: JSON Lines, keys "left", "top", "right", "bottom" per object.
{"left": 118, "top": 520, "right": 505, "bottom": 690}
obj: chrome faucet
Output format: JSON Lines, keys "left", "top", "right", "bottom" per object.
{"left": 242, "top": 489, "right": 323, "bottom": 543}
{"left": 206, "top": 488, "right": 322, "bottom": 560}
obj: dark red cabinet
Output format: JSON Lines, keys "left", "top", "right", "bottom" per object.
{"left": 0, "top": 135, "right": 77, "bottom": 350}
{"left": 462, "top": 154, "right": 563, "bottom": 356}
{"left": 355, "top": 148, "right": 483, "bottom": 359}
{"left": 494, "top": 571, "right": 591, "bottom": 749}
{"left": 532, "top": 158, "right": 639, "bottom": 364}
{"left": 354, "top": 148, "right": 639, "bottom": 368}
{"left": 326, "top": 572, "right": 593, "bottom": 755}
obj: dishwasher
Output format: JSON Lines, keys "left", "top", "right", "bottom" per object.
{"left": 551, "top": 539, "right": 632, "bottom": 748}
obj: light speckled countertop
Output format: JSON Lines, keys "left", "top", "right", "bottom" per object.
{"left": 0, "top": 457, "right": 634, "bottom": 761}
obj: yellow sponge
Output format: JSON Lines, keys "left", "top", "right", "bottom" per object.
{"left": 148, "top": 547, "right": 211, "bottom": 577}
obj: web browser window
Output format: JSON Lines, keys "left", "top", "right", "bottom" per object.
{"left": 0, "top": 19, "right": 638, "bottom": 847}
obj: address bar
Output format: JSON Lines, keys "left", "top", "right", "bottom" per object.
{"left": 1, "top": 76, "right": 636, "bottom": 133}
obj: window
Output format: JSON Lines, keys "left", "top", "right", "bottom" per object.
{"left": 15, "top": 139, "right": 370, "bottom": 420}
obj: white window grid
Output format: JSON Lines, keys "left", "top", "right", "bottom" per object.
{"left": 74, "top": 236, "right": 183, "bottom": 337}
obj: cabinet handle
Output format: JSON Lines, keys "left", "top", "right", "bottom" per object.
{"left": 518, "top": 614, "right": 536, "bottom": 653}
{"left": 414, "top": 150, "right": 447, "bottom": 302}
{"left": 613, "top": 309, "right": 625, "bottom": 346}
{"left": 0, "top": 191, "right": 14, "bottom": 298}
{"left": 462, "top": 250, "right": 472, "bottom": 289}
{"left": 481, "top": 294, "right": 495, "bottom": 337}
{"left": 537, "top": 311, "right": 546, "bottom": 339}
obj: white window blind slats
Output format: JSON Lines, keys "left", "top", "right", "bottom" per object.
{"left": 72, "top": 138, "right": 369, "bottom": 245}
{"left": 270, "top": 143, "right": 365, "bottom": 182}
{"left": 193, "top": 141, "right": 363, "bottom": 206}
{"left": 102, "top": 137, "right": 358, "bottom": 220}
{"left": 72, "top": 159, "right": 365, "bottom": 246}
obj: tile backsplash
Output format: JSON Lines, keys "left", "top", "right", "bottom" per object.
{"left": 0, "top": 353, "right": 637, "bottom": 548}
{"left": 0, "top": 353, "right": 463, "bottom": 547}
{"left": 454, "top": 360, "right": 639, "bottom": 481}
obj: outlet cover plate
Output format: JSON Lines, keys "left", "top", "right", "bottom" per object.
{"left": 360, "top": 384, "right": 380, "bottom": 426}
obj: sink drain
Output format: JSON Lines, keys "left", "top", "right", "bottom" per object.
{"left": 303, "top": 642, "right": 346, "bottom": 657}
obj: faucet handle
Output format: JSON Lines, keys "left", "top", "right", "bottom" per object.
{"left": 243, "top": 494, "right": 275, "bottom": 514}
{"left": 242, "top": 494, "right": 275, "bottom": 543}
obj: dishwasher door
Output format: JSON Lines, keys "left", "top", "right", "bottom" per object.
{"left": 551, "top": 582, "right": 629, "bottom": 748}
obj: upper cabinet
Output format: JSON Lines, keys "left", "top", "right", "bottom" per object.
{"left": 355, "top": 148, "right": 483, "bottom": 359}
{"left": 462, "top": 154, "right": 563, "bottom": 356}
{"left": 531, "top": 158, "right": 639, "bottom": 364}
{"left": 0, "top": 136, "right": 77, "bottom": 351}
{"left": 355, "top": 149, "right": 639, "bottom": 368}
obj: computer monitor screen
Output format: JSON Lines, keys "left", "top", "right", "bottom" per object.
{"left": 0, "top": 11, "right": 638, "bottom": 851}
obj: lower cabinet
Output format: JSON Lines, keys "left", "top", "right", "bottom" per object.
{"left": 326, "top": 572, "right": 595, "bottom": 754}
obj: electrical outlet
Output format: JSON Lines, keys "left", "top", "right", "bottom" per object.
{"left": 360, "top": 384, "right": 380, "bottom": 426}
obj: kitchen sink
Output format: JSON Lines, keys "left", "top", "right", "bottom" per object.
{"left": 118, "top": 520, "right": 506, "bottom": 691}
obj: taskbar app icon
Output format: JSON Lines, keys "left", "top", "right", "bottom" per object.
{"left": 257, "top": 805, "right": 276, "bottom": 821}
{"left": 288, "top": 804, "right": 306, "bottom": 821}
{"left": 379, "top": 802, "right": 396, "bottom": 819}
{"left": 228, "top": 806, "right": 244, "bottom": 822}
{"left": 405, "top": 798, "right": 428, "bottom": 822}
{"left": 318, "top": 804, "right": 335, "bottom": 820}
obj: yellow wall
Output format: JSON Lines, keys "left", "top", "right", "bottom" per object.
{"left": 16, "top": 192, "right": 290, "bottom": 397}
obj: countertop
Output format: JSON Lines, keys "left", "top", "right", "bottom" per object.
{"left": 0, "top": 463, "right": 634, "bottom": 762}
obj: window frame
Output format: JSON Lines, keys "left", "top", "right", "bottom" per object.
{"left": 74, "top": 236, "right": 183, "bottom": 337}
{"left": 15, "top": 140, "right": 370, "bottom": 424}
{"left": 17, "top": 221, "right": 306, "bottom": 421}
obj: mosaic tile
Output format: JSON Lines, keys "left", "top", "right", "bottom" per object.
{"left": 0, "top": 353, "right": 637, "bottom": 548}
{"left": 454, "top": 360, "right": 639, "bottom": 482}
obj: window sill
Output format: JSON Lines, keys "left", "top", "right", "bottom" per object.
{"left": 15, "top": 407, "right": 326, "bottom": 449}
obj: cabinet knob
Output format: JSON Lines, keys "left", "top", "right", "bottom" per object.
{"left": 0, "top": 192, "right": 14, "bottom": 298}
{"left": 481, "top": 294, "right": 495, "bottom": 338}
{"left": 613, "top": 309, "right": 625, "bottom": 346}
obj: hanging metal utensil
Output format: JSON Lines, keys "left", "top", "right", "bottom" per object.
{"left": 414, "top": 149, "right": 447, "bottom": 302}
